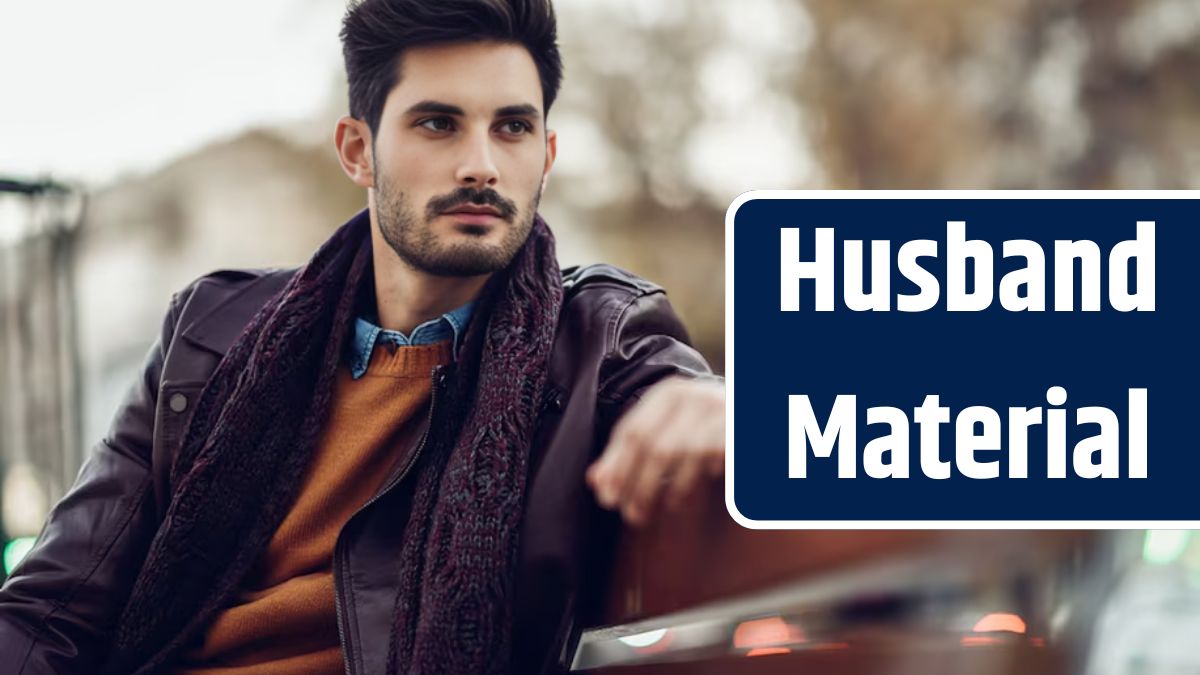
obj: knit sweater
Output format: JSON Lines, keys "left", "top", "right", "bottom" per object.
{"left": 173, "top": 340, "right": 452, "bottom": 673}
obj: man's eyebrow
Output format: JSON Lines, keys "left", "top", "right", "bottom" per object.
{"left": 495, "top": 104, "right": 540, "bottom": 119}
{"left": 405, "top": 100, "right": 465, "bottom": 116}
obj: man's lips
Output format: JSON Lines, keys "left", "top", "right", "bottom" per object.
{"left": 443, "top": 205, "right": 502, "bottom": 217}
{"left": 441, "top": 205, "right": 505, "bottom": 227}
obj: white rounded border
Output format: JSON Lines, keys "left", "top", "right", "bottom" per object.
{"left": 723, "top": 189, "right": 1200, "bottom": 530}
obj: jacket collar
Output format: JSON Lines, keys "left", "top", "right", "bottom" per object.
{"left": 176, "top": 261, "right": 621, "bottom": 359}
{"left": 179, "top": 268, "right": 297, "bottom": 356}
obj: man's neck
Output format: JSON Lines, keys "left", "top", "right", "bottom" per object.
{"left": 368, "top": 222, "right": 489, "bottom": 334}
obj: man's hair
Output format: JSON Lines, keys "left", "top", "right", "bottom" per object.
{"left": 340, "top": 0, "right": 563, "bottom": 135}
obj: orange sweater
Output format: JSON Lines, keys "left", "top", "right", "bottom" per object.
{"left": 174, "top": 340, "right": 452, "bottom": 674}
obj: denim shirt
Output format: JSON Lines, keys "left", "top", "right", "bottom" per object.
{"left": 347, "top": 301, "right": 475, "bottom": 379}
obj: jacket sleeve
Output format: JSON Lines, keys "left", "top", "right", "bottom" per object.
{"left": 597, "top": 288, "right": 721, "bottom": 418}
{"left": 0, "top": 291, "right": 186, "bottom": 674}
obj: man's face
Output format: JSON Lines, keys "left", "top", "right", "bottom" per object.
{"left": 369, "top": 41, "right": 556, "bottom": 277}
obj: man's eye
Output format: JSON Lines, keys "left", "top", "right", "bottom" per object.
{"left": 418, "top": 117, "right": 455, "bottom": 132}
{"left": 499, "top": 120, "right": 533, "bottom": 135}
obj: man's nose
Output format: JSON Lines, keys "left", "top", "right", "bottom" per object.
{"left": 455, "top": 131, "right": 500, "bottom": 187}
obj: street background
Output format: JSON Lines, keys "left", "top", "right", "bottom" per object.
{"left": 2, "top": 1, "right": 1199, "bottom": 672}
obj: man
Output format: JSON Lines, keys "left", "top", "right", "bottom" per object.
{"left": 0, "top": 0, "right": 724, "bottom": 672}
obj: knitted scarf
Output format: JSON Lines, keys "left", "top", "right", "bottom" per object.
{"left": 103, "top": 208, "right": 563, "bottom": 674}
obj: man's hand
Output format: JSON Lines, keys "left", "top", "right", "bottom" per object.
{"left": 586, "top": 376, "right": 725, "bottom": 527}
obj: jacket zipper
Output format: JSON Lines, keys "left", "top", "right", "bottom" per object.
{"left": 332, "top": 364, "right": 447, "bottom": 675}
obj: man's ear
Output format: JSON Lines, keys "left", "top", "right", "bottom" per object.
{"left": 335, "top": 116, "right": 375, "bottom": 188}
{"left": 541, "top": 128, "right": 557, "bottom": 193}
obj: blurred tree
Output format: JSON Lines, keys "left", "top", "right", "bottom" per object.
{"left": 799, "top": 0, "right": 1200, "bottom": 189}
{"left": 547, "top": 0, "right": 818, "bottom": 371}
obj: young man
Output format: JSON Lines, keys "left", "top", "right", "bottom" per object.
{"left": 0, "top": 0, "right": 724, "bottom": 672}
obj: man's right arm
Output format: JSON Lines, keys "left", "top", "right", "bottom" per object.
{"left": 0, "top": 289, "right": 188, "bottom": 674}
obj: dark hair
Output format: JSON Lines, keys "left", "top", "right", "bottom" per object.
{"left": 340, "top": 0, "right": 563, "bottom": 135}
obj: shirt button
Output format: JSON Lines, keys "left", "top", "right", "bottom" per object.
{"left": 169, "top": 393, "right": 189, "bottom": 413}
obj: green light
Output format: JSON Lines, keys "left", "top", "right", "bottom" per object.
{"left": 3, "top": 537, "right": 37, "bottom": 575}
{"left": 1143, "top": 530, "right": 1191, "bottom": 565}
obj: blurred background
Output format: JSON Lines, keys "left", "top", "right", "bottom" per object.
{"left": 2, "top": 0, "right": 1199, "bottom": 672}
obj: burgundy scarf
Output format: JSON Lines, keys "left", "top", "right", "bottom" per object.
{"left": 104, "top": 209, "right": 563, "bottom": 674}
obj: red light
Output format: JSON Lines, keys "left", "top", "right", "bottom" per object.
{"left": 961, "top": 636, "right": 1004, "bottom": 647}
{"left": 733, "top": 616, "right": 807, "bottom": 650}
{"left": 972, "top": 613, "right": 1027, "bottom": 634}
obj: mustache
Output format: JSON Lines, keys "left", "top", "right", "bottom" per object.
{"left": 426, "top": 187, "right": 518, "bottom": 222}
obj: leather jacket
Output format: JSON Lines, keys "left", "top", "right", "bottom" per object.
{"left": 0, "top": 263, "right": 714, "bottom": 674}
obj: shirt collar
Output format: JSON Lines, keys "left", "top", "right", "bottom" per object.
{"left": 347, "top": 301, "right": 475, "bottom": 379}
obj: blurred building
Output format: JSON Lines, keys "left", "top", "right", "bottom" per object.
{"left": 2, "top": 2, "right": 1200, "bottom": 670}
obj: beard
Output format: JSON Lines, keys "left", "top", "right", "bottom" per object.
{"left": 374, "top": 171, "right": 541, "bottom": 277}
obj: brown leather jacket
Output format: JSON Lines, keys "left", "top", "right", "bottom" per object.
{"left": 0, "top": 263, "right": 714, "bottom": 674}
